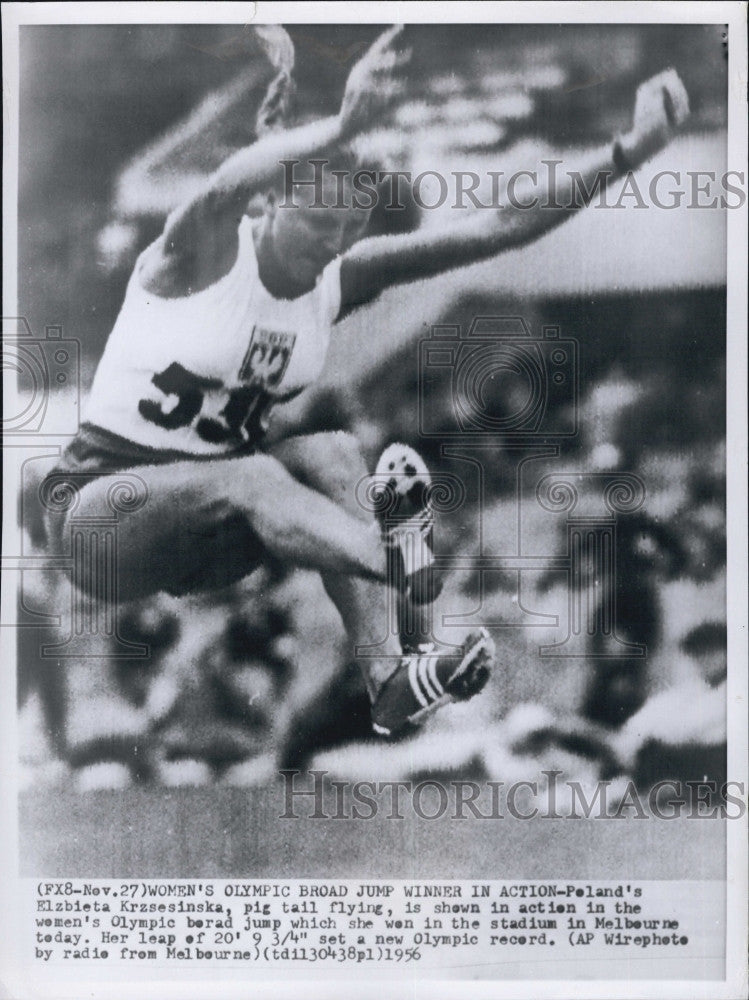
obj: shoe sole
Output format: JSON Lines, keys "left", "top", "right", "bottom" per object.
{"left": 376, "top": 443, "right": 440, "bottom": 608}
{"left": 375, "top": 443, "right": 432, "bottom": 529}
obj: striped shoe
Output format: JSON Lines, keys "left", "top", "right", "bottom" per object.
{"left": 371, "top": 628, "right": 495, "bottom": 737}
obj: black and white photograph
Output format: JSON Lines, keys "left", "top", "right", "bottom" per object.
{"left": 1, "top": 2, "right": 747, "bottom": 997}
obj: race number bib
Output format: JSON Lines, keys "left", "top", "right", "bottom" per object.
{"left": 137, "top": 328, "right": 298, "bottom": 447}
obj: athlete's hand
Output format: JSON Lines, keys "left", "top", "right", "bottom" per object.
{"left": 338, "top": 25, "right": 411, "bottom": 139}
{"left": 619, "top": 68, "right": 690, "bottom": 168}
{"left": 253, "top": 25, "right": 295, "bottom": 75}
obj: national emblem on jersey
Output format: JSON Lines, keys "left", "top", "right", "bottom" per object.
{"left": 82, "top": 215, "right": 342, "bottom": 457}
{"left": 240, "top": 327, "right": 296, "bottom": 387}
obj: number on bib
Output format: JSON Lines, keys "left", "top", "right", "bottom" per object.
{"left": 139, "top": 362, "right": 281, "bottom": 445}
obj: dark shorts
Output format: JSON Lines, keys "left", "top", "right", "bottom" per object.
{"left": 50, "top": 422, "right": 255, "bottom": 483}
{"left": 43, "top": 423, "right": 264, "bottom": 599}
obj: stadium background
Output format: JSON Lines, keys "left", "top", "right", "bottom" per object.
{"left": 15, "top": 23, "right": 729, "bottom": 876}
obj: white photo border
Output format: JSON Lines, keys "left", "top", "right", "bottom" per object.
{"left": 1, "top": 3, "right": 746, "bottom": 999}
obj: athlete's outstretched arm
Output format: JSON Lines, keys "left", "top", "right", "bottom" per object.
{"left": 339, "top": 69, "right": 689, "bottom": 313}
{"left": 146, "top": 26, "right": 408, "bottom": 270}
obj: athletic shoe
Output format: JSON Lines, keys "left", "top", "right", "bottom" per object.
{"left": 374, "top": 443, "right": 444, "bottom": 607}
{"left": 371, "top": 628, "right": 495, "bottom": 736}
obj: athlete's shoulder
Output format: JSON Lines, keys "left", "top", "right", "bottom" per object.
{"left": 136, "top": 211, "right": 249, "bottom": 299}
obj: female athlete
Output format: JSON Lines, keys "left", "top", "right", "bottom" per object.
{"left": 44, "top": 26, "right": 689, "bottom": 736}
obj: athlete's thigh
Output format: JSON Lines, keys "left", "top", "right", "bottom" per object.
{"left": 269, "top": 431, "right": 368, "bottom": 513}
{"left": 58, "top": 457, "right": 266, "bottom": 600}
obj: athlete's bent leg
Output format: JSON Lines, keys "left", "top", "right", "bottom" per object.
{"left": 270, "top": 431, "right": 403, "bottom": 695}
{"left": 269, "top": 432, "right": 497, "bottom": 734}
{"left": 51, "top": 452, "right": 388, "bottom": 601}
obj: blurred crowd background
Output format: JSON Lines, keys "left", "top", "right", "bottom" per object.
{"left": 15, "top": 24, "right": 728, "bottom": 805}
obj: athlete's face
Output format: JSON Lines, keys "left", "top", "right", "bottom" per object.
{"left": 265, "top": 171, "right": 369, "bottom": 287}
{"left": 270, "top": 200, "right": 349, "bottom": 282}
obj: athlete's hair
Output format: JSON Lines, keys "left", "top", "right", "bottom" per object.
{"left": 256, "top": 69, "right": 295, "bottom": 136}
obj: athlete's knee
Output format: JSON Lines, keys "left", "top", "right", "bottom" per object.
{"left": 324, "top": 430, "right": 367, "bottom": 475}
{"left": 233, "top": 454, "right": 297, "bottom": 523}
{"left": 246, "top": 452, "right": 294, "bottom": 491}
{"left": 311, "top": 431, "right": 370, "bottom": 514}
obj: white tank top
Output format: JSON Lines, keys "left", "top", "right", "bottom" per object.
{"left": 85, "top": 216, "right": 342, "bottom": 455}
